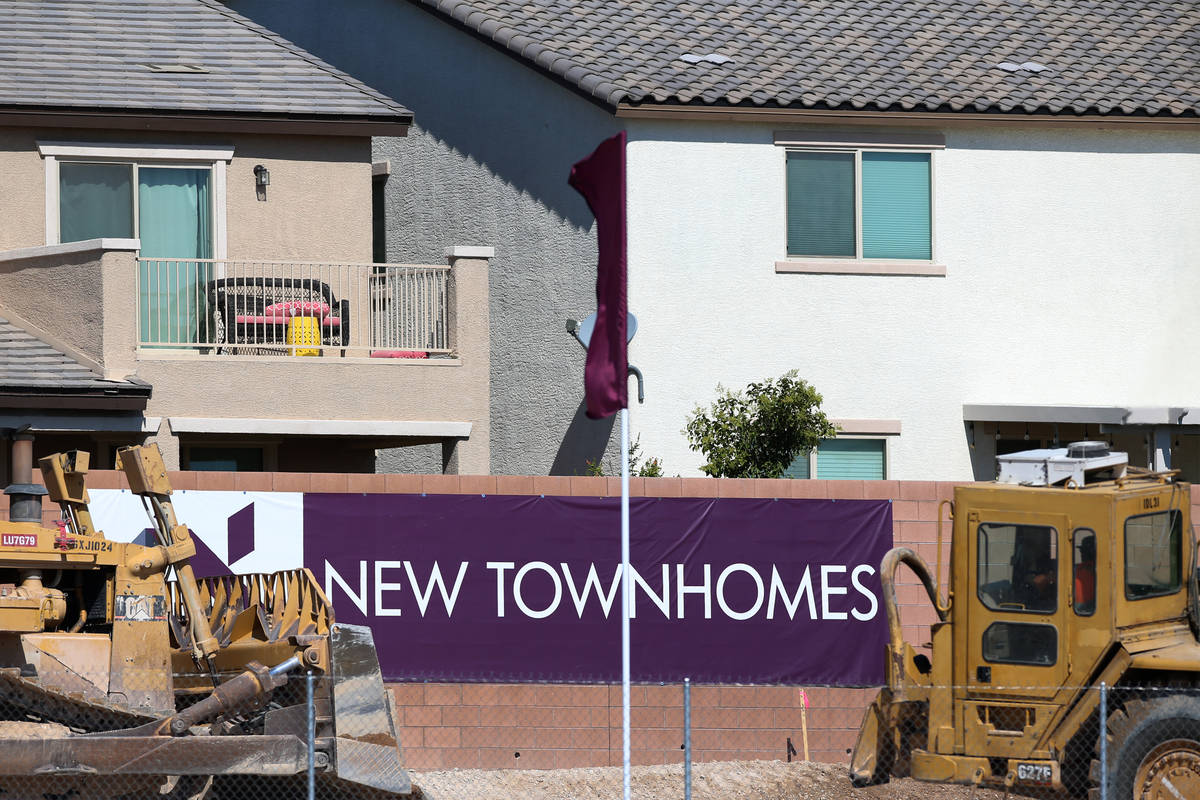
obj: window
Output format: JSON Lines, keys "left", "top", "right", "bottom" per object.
{"left": 982, "top": 621, "right": 1057, "bottom": 666}
{"left": 185, "top": 446, "right": 265, "bottom": 472}
{"left": 58, "top": 161, "right": 213, "bottom": 257}
{"left": 786, "top": 150, "right": 931, "bottom": 260}
{"left": 785, "top": 438, "right": 887, "bottom": 480}
{"left": 977, "top": 522, "right": 1057, "bottom": 614}
{"left": 1125, "top": 511, "right": 1182, "bottom": 600}
{"left": 775, "top": 130, "right": 943, "bottom": 271}
{"left": 39, "top": 142, "right": 233, "bottom": 346}
{"left": 1072, "top": 529, "right": 1096, "bottom": 615}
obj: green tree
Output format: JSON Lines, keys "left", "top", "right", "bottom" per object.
{"left": 684, "top": 370, "right": 838, "bottom": 478}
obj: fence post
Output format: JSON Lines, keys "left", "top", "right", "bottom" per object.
{"left": 307, "top": 670, "right": 316, "bottom": 800}
{"left": 1099, "top": 681, "right": 1107, "bottom": 800}
{"left": 683, "top": 678, "right": 692, "bottom": 800}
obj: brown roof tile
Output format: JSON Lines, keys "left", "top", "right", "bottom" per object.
{"left": 410, "top": 0, "right": 1199, "bottom": 117}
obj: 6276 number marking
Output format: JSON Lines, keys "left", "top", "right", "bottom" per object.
{"left": 1016, "top": 763, "right": 1052, "bottom": 784}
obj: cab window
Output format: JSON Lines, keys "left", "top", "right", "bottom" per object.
{"left": 982, "top": 621, "right": 1057, "bottom": 666}
{"left": 1073, "top": 529, "right": 1096, "bottom": 615}
{"left": 978, "top": 523, "right": 1057, "bottom": 614}
{"left": 1125, "top": 510, "right": 1182, "bottom": 600}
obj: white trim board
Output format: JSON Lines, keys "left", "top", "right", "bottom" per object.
{"left": 830, "top": 419, "right": 902, "bottom": 435}
{"left": 167, "top": 417, "right": 473, "bottom": 438}
{"left": 37, "top": 142, "right": 235, "bottom": 161}
{"left": 0, "top": 238, "right": 140, "bottom": 263}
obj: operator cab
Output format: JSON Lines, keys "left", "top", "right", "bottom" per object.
{"left": 946, "top": 443, "right": 1190, "bottom": 758}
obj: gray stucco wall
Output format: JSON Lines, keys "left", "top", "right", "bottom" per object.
{"left": 229, "top": 0, "right": 623, "bottom": 476}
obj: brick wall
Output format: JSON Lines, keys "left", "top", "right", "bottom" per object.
{"left": 7, "top": 471, "right": 1199, "bottom": 770}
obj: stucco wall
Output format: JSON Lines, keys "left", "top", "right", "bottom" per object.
{"left": 0, "top": 127, "right": 370, "bottom": 263}
{"left": 228, "top": 0, "right": 624, "bottom": 477}
{"left": 624, "top": 120, "right": 1200, "bottom": 479}
{"left": 0, "top": 245, "right": 139, "bottom": 379}
{"left": 225, "top": 135, "right": 371, "bottom": 262}
{"left": 0, "top": 128, "right": 46, "bottom": 250}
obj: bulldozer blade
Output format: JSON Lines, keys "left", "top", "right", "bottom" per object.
{"left": 850, "top": 688, "right": 891, "bottom": 786}
{"left": 328, "top": 623, "right": 411, "bottom": 795}
{"left": 0, "top": 734, "right": 306, "bottom": 775}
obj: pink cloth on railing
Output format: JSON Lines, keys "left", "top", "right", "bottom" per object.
{"left": 264, "top": 301, "right": 331, "bottom": 318}
{"left": 370, "top": 350, "right": 429, "bottom": 359}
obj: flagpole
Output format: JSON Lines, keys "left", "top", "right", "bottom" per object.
{"left": 620, "top": 405, "right": 631, "bottom": 800}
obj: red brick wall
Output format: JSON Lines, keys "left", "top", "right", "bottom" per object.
{"left": 9, "top": 471, "right": 1199, "bottom": 769}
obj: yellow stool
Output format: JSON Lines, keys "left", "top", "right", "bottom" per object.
{"left": 286, "top": 315, "right": 321, "bottom": 356}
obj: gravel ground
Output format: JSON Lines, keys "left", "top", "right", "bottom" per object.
{"left": 414, "top": 760, "right": 1017, "bottom": 800}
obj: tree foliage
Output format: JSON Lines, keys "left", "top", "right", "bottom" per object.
{"left": 684, "top": 371, "right": 838, "bottom": 478}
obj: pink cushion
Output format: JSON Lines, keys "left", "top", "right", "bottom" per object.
{"left": 235, "top": 314, "right": 288, "bottom": 325}
{"left": 264, "top": 301, "right": 331, "bottom": 318}
{"left": 321, "top": 316, "right": 341, "bottom": 327}
{"left": 370, "top": 350, "right": 429, "bottom": 359}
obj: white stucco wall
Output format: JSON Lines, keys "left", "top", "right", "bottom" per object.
{"left": 625, "top": 121, "right": 1200, "bottom": 479}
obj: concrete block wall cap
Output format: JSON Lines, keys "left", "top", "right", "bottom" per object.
{"left": 444, "top": 246, "right": 496, "bottom": 258}
{"left": 0, "top": 238, "right": 141, "bottom": 263}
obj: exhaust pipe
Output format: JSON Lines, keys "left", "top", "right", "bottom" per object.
{"left": 5, "top": 432, "right": 47, "bottom": 523}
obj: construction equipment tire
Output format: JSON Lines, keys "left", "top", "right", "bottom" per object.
{"left": 1092, "top": 694, "right": 1200, "bottom": 800}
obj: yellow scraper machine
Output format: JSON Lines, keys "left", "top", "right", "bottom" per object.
{"left": 851, "top": 441, "right": 1200, "bottom": 799}
{"left": 0, "top": 442, "right": 411, "bottom": 798}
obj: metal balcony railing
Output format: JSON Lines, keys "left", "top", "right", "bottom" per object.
{"left": 135, "top": 259, "right": 451, "bottom": 356}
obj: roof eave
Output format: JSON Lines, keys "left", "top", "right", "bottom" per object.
{"left": 0, "top": 389, "right": 150, "bottom": 412}
{"left": 615, "top": 101, "right": 1200, "bottom": 127}
{"left": 0, "top": 107, "right": 412, "bottom": 137}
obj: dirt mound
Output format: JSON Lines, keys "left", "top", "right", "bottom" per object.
{"left": 414, "top": 760, "right": 1013, "bottom": 800}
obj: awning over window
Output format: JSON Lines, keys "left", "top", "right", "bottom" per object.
{"left": 963, "top": 405, "right": 1197, "bottom": 426}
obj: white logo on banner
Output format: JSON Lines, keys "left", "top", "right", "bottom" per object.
{"left": 89, "top": 490, "right": 303, "bottom": 574}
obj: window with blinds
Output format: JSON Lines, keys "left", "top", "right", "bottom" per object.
{"left": 786, "top": 149, "right": 932, "bottom": 260}
{"left": 785, "top": 438, "right": 887, "bottom": 480}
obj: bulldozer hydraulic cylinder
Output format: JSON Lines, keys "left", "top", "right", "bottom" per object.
{"left": 168, "top": 657, "right": 301, "bottom": 735}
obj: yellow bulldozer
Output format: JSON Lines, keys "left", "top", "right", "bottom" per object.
{"left": 851, "top": 441, "right": 1200, "bottom": 799}
{"left": 0, "top": 441, "right": 411, "bottom": 799}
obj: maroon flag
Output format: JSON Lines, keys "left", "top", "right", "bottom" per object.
{"left": 569, "top": 131, "right": 628, "bottom": 419}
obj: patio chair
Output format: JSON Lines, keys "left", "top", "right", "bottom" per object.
{"left": 207, "top": 277, "right": 350, "bottom": 355}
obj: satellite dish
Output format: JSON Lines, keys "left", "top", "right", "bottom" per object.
{"left": 573, "top": 312, "right": 637, "bottom": 349}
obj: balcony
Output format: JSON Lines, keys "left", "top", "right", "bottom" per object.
{"left": 136, "top": 258, "right": 452, "bottom": 358}
{"left": 0, "top": 240, "right": 492, "bottom": 472}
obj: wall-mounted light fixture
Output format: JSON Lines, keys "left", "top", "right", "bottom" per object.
{"left": 253, "top": 164, "right": 269, "bottom": 201}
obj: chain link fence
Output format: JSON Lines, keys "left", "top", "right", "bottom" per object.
{"left": 2, "top": 675, "right": 1200, "bottom": 799}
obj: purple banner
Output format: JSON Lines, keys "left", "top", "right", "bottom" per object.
{"left": 304, "top": 495, "right": 891, "bottom": 686}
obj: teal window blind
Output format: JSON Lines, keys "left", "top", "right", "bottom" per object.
{"left": 861, "top": 152, "right": 931, "bottom": 259}
{"left": 59, "top": 162, "right": 134, "bottom": 242}
{"left": 817, "top": 438, "right": 886, "bottom": 479}
{"left": 785, "top": 439, "right": 886, "bottom": 479}
{"left": 784, "top": 451, "right": 812, "bottom": 479}
{"left": 786, "top": 152, "right": 855, "bottom": 257}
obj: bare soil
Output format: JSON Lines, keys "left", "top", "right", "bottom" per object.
{"left": 414, "top": 760, "right": 1015, "bottom": 800}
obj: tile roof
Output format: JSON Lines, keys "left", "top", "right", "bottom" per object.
{"left": 0, "top": 317, "right": 149, "bottom": 397}
{"left": 411, "top": 0, "right": 1199, "bottom": 117}
{"left": 0, "top": 0, "right": 410, "bottom": 121}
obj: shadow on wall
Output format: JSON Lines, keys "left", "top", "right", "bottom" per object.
{"left": 550, "top": 400, "right": 617, "bottom": 476}
{"left": 226, "top": 0, "right": 621, "bottom": 231}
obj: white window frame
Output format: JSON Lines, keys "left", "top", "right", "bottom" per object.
{"left": 38, "top": 142, "right": 233, "bottom": 258}
{"left": 774, "top": 130, "right": 945, "bottom": 276}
